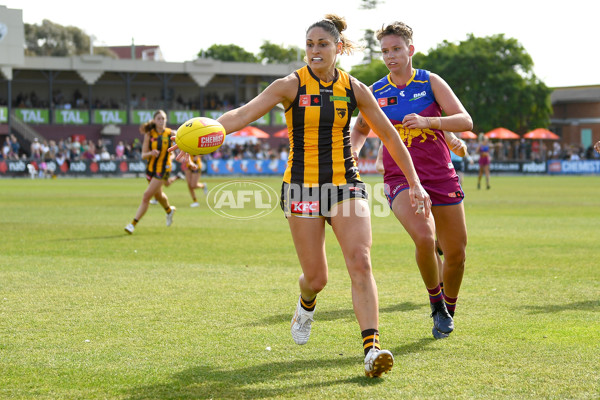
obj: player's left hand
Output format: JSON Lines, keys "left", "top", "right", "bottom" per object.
{"left": 168, "top": 135, "right": 190, "bottom": 164}
{"left": 402, "top": 113, "right": 428, "bottom": 129}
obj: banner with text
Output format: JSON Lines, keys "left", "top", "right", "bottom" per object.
{"left": 14, "top": 108, "right": 50, "bottom": 124}
{"left": 93, "top": 110, "right": 127, "bottom": 124}
{"left": 54, "top": 109, "right": 90, "bottom": 124}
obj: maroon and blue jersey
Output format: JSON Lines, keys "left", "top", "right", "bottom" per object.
{"left": 373, "top": 69, "right": 457, "bottom": 184}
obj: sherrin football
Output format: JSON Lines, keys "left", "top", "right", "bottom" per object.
{"left": 175, "top": 117, "right": 226, "bottom": 155}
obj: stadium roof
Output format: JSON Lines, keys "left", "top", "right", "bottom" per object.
{"left": 104, "top": 45, "right": 164, "bottom": 61}
{"left": 551, "top": 85, "right": 600, "bottom": 104}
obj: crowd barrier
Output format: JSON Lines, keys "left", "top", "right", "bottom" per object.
{"left": 1, "top": 159, "right": 599, "bottom": 177}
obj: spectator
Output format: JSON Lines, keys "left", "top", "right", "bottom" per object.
{"left": 10, "top": 135, "right": 21, "bottom": 159}
{"left": 2, "top": 136, "right": 10, "bottom": 159}
{"left": 99, "top": 146, "right": 111, "bottom": 161}
{"left": 115, "top": 141, "right": 125, "bottom": 159}
{"left": 279, "top": 145, "right": 288, "bottom": 160}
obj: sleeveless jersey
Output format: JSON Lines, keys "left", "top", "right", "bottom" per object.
{"left": 283, "top": 65, "right": 360, "bottom": 186}
{"left": 372, "top": 69, "right": 456, "bottom": 183}
{"left": 146, "top": 127, "right": 173, "bottom": 174}
{"left": 186, "top": 154, "right": 202, "bottom": 170}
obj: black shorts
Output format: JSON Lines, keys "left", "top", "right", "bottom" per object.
{"left": 146, "top": 170, "right": 171, "bottom": 182}
{"left": 280, "top": 181, "right": 368, "bottom": 218}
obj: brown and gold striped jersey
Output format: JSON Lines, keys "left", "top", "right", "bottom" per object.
{"left": 283, "top": 66, "right": 361, "bottom": 186}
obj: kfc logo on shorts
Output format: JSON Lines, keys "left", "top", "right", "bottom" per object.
{"left": 291, "top": 201, "right": 320, "bottom": 213}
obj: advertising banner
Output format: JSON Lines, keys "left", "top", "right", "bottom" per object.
{"left": 168, "top": 110, "right": 201, "bottom": 125}
{"left": 205, "top": 159, "right": 287, "bottom": 175}
{"left": 93, "top": 110, "right": 127, "bottom": 124}
{"left": 132, "top": 110, "right": 155, "bottom": 125}
{"left": 5, "top": 160, "right": 598, "bottom": 177}
{"left": 14, "top": 108, "right": 49, "bottom": 124}
{"left": 54, "top": 109, "right": 89, "bottom": 124}
{"left": 547, "top": 160, "right": 600, "bottom": 174}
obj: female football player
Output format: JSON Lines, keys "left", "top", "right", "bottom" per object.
{"left": 172, "top": 14, "right": 431, "bottom": 377}
{"left": 124, "top": 110, "right": 176, "bottom": 234}
{"left": 351, "top": 21, "right": 473, "bottom": 339}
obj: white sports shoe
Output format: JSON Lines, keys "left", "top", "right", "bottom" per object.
{"left": 202, "top": 184, "right": 208, "bottom": 195}
{"left": 149, "top": 199, "right": 158, "bottom": 205}
{"left": 364, "top": 348, "right": 394, "bottom": 378}
{"left": 290, "top": 297, "right": 314, "bottom": 345}
{"left": 124, "top": 223, "right": 135, "bottom": 234}
{"left": 166, "top": 206, "right": 176, "bottom": 226}
{"left": 190, "top": 202, "right": 200, "bottom": 208}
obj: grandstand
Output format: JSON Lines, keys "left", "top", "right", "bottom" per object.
{"left": 0, "top": 5, "right": 302, "bottom": 159}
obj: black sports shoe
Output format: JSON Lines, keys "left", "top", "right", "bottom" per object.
{"left": 431, "top": 301, "right": 454, "bottom": 335}
{"left": 432, "top": 326, "right": 450, "bottom": 339}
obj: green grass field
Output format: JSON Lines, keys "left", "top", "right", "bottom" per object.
{"left": 1, "top": 174, "right": 598, "bottom": 399}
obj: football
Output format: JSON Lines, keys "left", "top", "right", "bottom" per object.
{"left": 175, "top": 117, "right": 226, "bottom": 155}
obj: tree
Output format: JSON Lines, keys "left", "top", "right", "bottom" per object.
{"left": 258, "top": 41, "right": 302, "bottom": 64}
{"left": 358, "top": 1, "right": 383, "bottom": 66}
{"left": 359, "top": 0, "right": 383, "bottom": 9}
{"left": 24, "top": 19, "right": 114, "bottom": 57}
{"left": 349, "top": 59, "right": 389, "bottom": 87}
{"left": 361, "top": 29, "right": 378, "bottom": 63}
{"left": 199, "top": 44, "right": 257, "bottom": 63}
{"left": 413, "top": 34, "right": 552, "bottom": 133}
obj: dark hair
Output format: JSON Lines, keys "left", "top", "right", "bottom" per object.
{"left": 307, "top": 14, "right": 359, "bottom": 55}
{"left": 376, "top": 21, "right": 413, "bottom": 45}
{"left": 140, "top": 109, "right": 167, "bottom": 134}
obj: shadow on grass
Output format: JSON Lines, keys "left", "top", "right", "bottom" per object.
{"left": 125, "top": 354, "right": 387, "bottom": 399}
{"left": 519, "top": 300, "right": 599, "bottom": 314}
{"left": 391, "top": 337, "right": 437, "bottom": 357}
{"left": 247, "top": 301, "right": 422, "bottom": 327}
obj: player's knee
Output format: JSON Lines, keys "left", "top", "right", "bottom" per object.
{"left": 413, "top": 232, "right": 436, "bottom": 253}
{"left": 346, "top": 250, "right": 373, "bottom": 281}
{"left": 308, "top": 276, "right": 327, "bottom": 293}
{"left": 445, "top": 247, "right": 466, "bottom": 270}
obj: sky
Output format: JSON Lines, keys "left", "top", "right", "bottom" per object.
{"left": 5, "top": 0, "right": 599, "bottom": 88}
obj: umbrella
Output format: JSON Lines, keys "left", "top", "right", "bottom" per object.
{"left": 460, "top": 131, "right": 478, "bottom": 140}
{"left": 523, "top": 128, "right": 560, "bottom": 140}
{"left": 274, "top": 128, "right": 289, "bottom": 138}
{"left": 484, "top": 127, "right": 520, "bottom": 139}
{"left": 230, "top": 126, "right": 270, "bottom": 138}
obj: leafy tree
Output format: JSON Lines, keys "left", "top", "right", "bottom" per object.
{"left": 359, "top": 0, "right": 383, "bottom": 9}
{"left": 413, "top": 34, "right": 552, "bottom": 133}
{"left": 200, "top": 44, "right": 258, "bottom": 63}
{"left": 258, "top": 41, "right": 302, "bottom": 64}
{"left": 24, "top": 19, "right": 114, "bottom": 57}
{"left": 361, "top": 29, "right": 378, "bottom": 62}
{"left": 349, "top": 59, "right": 389, "bottom": 86}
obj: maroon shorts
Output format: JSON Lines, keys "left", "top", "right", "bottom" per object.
{"left": 384, "top": 175, "right": 464, "bottom": 207}
{"left": 479, "top": 155, "right": 490, "bottom": 166}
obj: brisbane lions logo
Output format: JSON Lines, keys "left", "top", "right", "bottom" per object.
{"left": 396, "top": 124, "right": 437, "bottom": 147}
